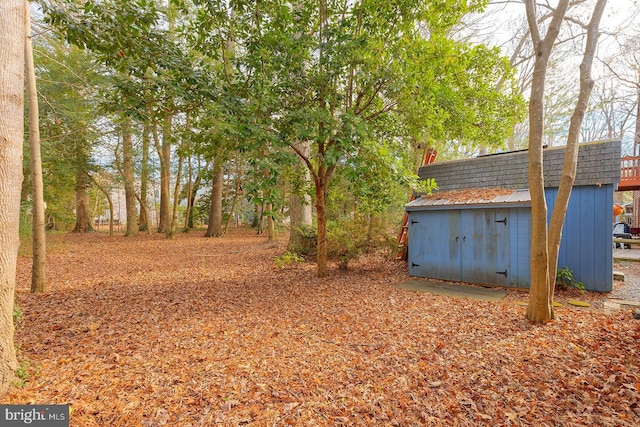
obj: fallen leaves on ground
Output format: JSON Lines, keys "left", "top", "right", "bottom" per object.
{"left": 4, "top": 228, "right": 640, "bottom": 426}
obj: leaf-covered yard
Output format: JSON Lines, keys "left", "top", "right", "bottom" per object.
{"left": 5, "top": 229, "right": 640, "bottom": 426}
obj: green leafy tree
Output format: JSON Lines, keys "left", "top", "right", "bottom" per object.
{"left": 42, "top": 0, "right": 208, "bottom": 235}
{"left": 27, "top": 34, "right": 103, "bottom": 231}
{"left": 252, "top": 0, "right": 523, "bottom": 276}
{"left": 41, "top": 0, "right": 525, "bottom": 279}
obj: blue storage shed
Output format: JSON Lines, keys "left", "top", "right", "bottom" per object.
{"left": 406, "top": 139, "right": 621, "bottom": 292}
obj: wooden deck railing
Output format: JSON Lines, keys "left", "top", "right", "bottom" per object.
{"left": 619, "top": 156, "right": 640, "bottom": 191}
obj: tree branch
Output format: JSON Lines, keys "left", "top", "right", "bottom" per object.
{"left": 365, "top": 101, "right": 397, "bottom": 121}
{"left": 290, "top": 141, "right": 319, "bottom": 182}
{"left": 354, "top": 79, "right": 387, "bottom": 116}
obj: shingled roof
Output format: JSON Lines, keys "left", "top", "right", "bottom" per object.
{"left": 417, "top": 139, "right": 621, "bottom": 192}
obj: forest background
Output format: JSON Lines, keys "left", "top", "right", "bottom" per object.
{"left": 7, "top": 0, "right": 635, "bottom": 324}
{"left": 21, "top": 0, "right": 639, "bottom": 271}
{"left": 1, "top": 0, "right": 638, "bottom": 422}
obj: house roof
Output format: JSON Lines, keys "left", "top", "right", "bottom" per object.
{"left": 417, "top": 139, "right": 621, "bottom": 192}
{"left": 406, "top": 188, "right": 531, "bottom": 210}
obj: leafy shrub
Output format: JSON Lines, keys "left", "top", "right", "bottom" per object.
{"left": 287, "top": 223, "right": 317, "bottom": 256}
{"left": 288, "top": 215, "right": 394, "bottom": 270}
{"left": 326, "top": 216, "right": 372, "bottom": 271}
{"left": 274, "top": 251, "right": 306, "bottom": 269}
{"left": 556, "top": 266, "right": 585, "bottom": 292}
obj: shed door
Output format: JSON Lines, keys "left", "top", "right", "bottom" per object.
{"left": 460, "top": 209, "right": 509, "bottom": 286}
{"left": 408, "top": 210, "right": 461, "bottom": 281}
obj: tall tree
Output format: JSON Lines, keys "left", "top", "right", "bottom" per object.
{"left": 170, "top": 0, "right": 522, "bottom": 275}
{"left": 156, "top": 4, "right": 177, "bottom": 234}
{"left": 288, "top": 141, "right": 313, "bottom": 251}
{"left": 0, "top": 0, "right": 24, "bottom": 394}
{"left": 138, "top": 123, "right": 151, "bottom": 232}
{"left": 525, "top": 0, "right": 608, "bottom": 323}
{"left": 42, "top": 0, "right": 199, "bottom": 236}
{"left": 266, "top": 0, "right": 521, "bottom": 276}
{"left": 121, "top": 119, "right": 138, "bottom": 236}
{"left": 72, "top": 139, "right": 95, "bottom": 232}
{"left": 29, "top": 34, "right": 100, "bottom": 231}
{"left": 201, "top": 30, "right": 235, "bottom": 238}
{"left": 205, "top": 158, "right": 225, "bottom": 237}
{"left": 168, "top": 115, "right": 190, "bottom": 239}
{"left": 25, "top": 0, "right": 46, "bottom": 293}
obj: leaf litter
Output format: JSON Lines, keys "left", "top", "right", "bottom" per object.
{"left": 4, "top": 228, "right": 640, "bottom": 426}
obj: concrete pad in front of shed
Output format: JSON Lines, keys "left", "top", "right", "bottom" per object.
{"left": 614, "top": 248, "right": 640, "bottom": 262}
{"left": 397, "top": 279, "right": 507, "bottom": 301}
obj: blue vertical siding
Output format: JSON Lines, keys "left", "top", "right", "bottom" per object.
{"left": 408, "top": 207, "right": 529, "bottom": 288}
{"left": 407, "top": 184, "right": 613, "bottom": 291}
{"left": 545, "top": 185, "right": 613, "bottom": 292}
{"left": 460, "top": 209, "right": 510, "bottom": 286}
{"left": 407, "top": 210, "right": 461, "bottom": 280}
{"left": 508, "top": 207, "right": 531, "bottom": 288}
{"left": 593, "top": 187, "right": 614, "bottom": 290}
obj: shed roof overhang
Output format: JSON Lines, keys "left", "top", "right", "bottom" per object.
{"left": 406, "top": 189, "right": 531, "bottom": 211}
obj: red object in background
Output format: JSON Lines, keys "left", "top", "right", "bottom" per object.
{"left": 614, "top": 204, "right": 624, "bottom": 217}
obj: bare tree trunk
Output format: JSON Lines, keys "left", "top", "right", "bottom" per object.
{"left": 205, "top": 158, "right": 224, "bottom": 238}
{"left": 252, "top": 204, "right": 260, "bottom": 229}
{"left": 186, "top": 160, "right": 209, "bottom": 229}
{"left": 25, "top": 3, "right": 45, "bottom": 293}
{"left": 183, "top": 156, "right": 193, "bottom": 230}
{"left": 153, "top": 117, "right": 172, "bottom": 233}
{"left": 223, "top": 157, "right": 242, "bottom": 234}
{"left": 288, "top": 141, "right": 313, "bottom": 251}
{"left": 524, "top": 0, "right": 570, "bottom": 323}
{"left": 0, "top": 0, "right": 24, "bottom": 393}
{"left": 88, "top": 174, "right": 114, "bottom": 237}
{"left": 315, "top": 178, "right": 328, "bottom": 277}
{"left": 134, "top": 194, "right": 149, "bottom": 236}
{"left": 265, "top": 203, "right": 274, "bottom": 242}
{"left": 222, "top": 164, "right": 232, "bottom": 209}
{"left": 547, "top": 0, "right": 607, "bottom": 306}
{"left": 258, "top": 202, "right": 266, "bottom": 234}
{"left": 73, "top": 164, "right": 94, "bottom": 232}
{"left": 366, "top": 213, "right": 376, "bottom": 242}
{"left": 122, "top": 120, "right": 138, "bottom": 237}
{"left": 139, "top": 122, "right": 150, "bottom": 232}
{"left": 160, "top": 117, "right": 172, "bottom": 233}
{"left": 168, "top": 153, "right": 183, "bottom": 239}
{"left": 290, "top": 139, "right": 336, "bottom": 277}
